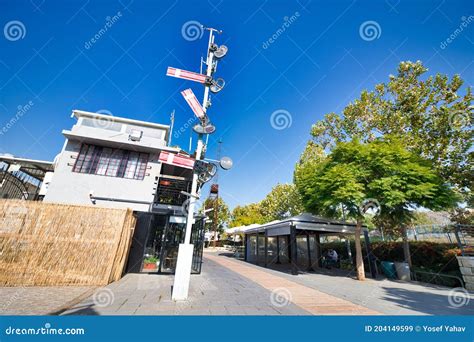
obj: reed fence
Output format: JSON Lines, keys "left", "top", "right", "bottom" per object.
{"left": 0, "top": 200, "right": 136, "bottom": 286}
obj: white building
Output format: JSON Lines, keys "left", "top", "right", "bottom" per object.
{"left": 40, "top": 110, "right": 205, "bottom": 275}
{"left": 44, "top": 110, "right": 185, "bottom": 212}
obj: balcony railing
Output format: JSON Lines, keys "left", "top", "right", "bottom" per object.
{"left": 154, "top": 177, "right": 192, "bottom": 206}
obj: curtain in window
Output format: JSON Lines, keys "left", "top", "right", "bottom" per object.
{"left": 73, "top": 143, "right": 149, "bottom": 180}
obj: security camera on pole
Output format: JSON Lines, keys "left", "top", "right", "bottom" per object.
{"left": 168, "top": 26, "right": 230, "bottom": 300}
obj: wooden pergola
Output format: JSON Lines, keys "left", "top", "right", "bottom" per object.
{"left": 244, "top": 213, "right": 375, "bottom": 276}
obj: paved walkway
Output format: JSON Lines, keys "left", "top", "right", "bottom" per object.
{"left": 3, "top": 251, "right": 472, "bottom": 315}
{"left": 62, "top": 257, "right": 308, "bottom": 315}
{"left": 0, "top": 286, "right": 95, "bottom": 315}
{"left": 210, "top": 252, "right": 474, "bottom": 315}
{"left": 205, "top": 253, "right": 377, "bottom": 315}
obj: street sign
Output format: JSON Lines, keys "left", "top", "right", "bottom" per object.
{"left": 166, "top": 67, "right": 207, "bottom": 84}
{"left": 181, "top": 89, "right": 206, "bottom": 121}
{"left": 159, "top": 151, "right": 195, "bottom": 169}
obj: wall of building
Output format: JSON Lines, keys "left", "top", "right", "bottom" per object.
{"left": 44, "top": 139, "right": 162, "bottom": 212}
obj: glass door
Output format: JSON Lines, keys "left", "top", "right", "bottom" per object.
{"left": 141, "top": 215, "right": 167, "bottom": 273}
{"left": 159, "top": 221, "right": 186, "bottom": 273}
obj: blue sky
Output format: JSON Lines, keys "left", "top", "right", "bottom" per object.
{"left": 0, "top": 0, "right": 473, "bottom": 209}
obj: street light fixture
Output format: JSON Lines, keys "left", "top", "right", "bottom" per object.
{"left": 167, "top": 26, "right": 229, "bottom": 301}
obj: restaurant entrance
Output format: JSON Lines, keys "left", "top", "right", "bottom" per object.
{"left": 125, "top": 212, "right": 205, "bottom": 275}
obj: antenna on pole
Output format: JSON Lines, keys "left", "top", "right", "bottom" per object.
{"left": 168, "top": 109, "right": 175, "bottom": 146}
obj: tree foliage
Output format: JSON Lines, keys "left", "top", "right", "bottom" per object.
{"left": 309, "top": 61, "right": 473, "bottom": 197}
{"left": 202, "top": 197, "right": 230, "bottom": 232}
{"left": 295, "top": 138, "right": 459, "bottom": 277}
{"left": 229, "top": 184, "right": 304, "bottom": 227}
{"left": 297, "top": 138, "right": 459, "bottom": 221}
{"left": 229, "top": 203, "right": 265, "bottom": 227}
{"left": 260, "top": 183, "right": 304, "bottom": 221}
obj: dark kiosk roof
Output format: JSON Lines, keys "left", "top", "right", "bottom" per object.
{"left": 244, "top": 213, "right": 366, "bottom": 236}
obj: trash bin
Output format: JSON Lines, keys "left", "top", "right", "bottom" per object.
{"left": 394, "top": 262, "right": 411, "bottom": 281}
{"left": 380, "top": 261, "right": 397, "bottom": 279}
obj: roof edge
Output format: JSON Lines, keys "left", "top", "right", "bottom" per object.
{"left": 72, "top": 110, "right": 170, "bottom": 131}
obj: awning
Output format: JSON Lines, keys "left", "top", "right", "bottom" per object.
{"left": 225, "top": 223, "right": 261, "bottom": 234}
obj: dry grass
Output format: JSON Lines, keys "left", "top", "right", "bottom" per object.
{"left": 0, "top": 200, "right": 136, "bottom": 286}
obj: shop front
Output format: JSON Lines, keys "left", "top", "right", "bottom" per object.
{"left": 126, "top": 212, "right": 205, "bottom": 275}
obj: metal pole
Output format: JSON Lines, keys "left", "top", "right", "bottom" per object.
{"left": 168, "top": 110, "right": 175, "bottom": 146}
{"left": 182, "top": 29, "right": 215, "bottom": 246}
{"left": 172, "top": 28, "right": 217, "bottom": 301}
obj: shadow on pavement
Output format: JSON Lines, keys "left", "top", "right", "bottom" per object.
{"left": 380, "top": 286, "right": 473, "bottom": 315}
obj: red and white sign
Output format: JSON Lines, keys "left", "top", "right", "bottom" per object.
{"left": 181, "top": 88, "right": 206, "bottom": 121}
{"left": 159, "top": 151, "right": 195, "bottom": 169}
{"left": 166, "top": 67, "right": 207, "bottom": 84}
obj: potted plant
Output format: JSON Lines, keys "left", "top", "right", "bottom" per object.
{"left": 143, "top": 256, "right": 158, "bottom": 270}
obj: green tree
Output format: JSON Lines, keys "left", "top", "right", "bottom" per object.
{"left": 295, "top": 138, "right": 459, "bottom": 280}
{"left": 309, "top": 61, "right": 473, "bottom": 198}
{"left": 229, "top": 203, "right": 265, "bottom": 227}
{"left": 202, "top": 197, "right": 230, "bottom": 232}
{"left": 260, "top": 183, "right": 304, "bottom": 221}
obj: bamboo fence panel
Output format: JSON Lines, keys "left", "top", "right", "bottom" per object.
{"left": 0, "top": 200, "right": 136, "bottom": 286}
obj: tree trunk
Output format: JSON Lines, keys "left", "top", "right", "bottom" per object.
{"left": 401, "top": 226, "right": 412, "bottom": 269}
{"left": 354, "top": 219, "right": 366, "bottom": 281}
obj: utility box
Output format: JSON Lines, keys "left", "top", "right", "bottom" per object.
{"left": 394, "top": 262, "right": 411, "bottom": 281}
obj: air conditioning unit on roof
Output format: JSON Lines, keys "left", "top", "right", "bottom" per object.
{"left": 129, "top": 129, "right": 143, "bottom": 141}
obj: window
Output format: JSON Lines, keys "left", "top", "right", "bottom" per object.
{"left": 73, "top": 144, "right": 149, "bottom": 180}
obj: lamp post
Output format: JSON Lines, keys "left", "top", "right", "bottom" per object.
{"left": 171, "top": 27, "right": 223, "bottom": 301}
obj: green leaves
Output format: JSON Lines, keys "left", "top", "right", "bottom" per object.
{"left": 230, "top": 184, "right": 304, "bottom": 227}
{"left": 307, "top": 61, "right": 472, "bottom": 197}
{"left": 202, "top": 197, "right": 230, "bottom": 231}
{"left": 295, "top": 138, "right": 460, "bottom": 225}
{"left": 230, "top": 203, "right": 265, "bottom": 227}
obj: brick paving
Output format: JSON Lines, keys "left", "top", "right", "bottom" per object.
{"left": 3, "top": 251, "right": 471, "bottom": 316}
{"left": 61, "top": 256, "right": 308, "bottom": 315}
{"left": 205, "top": 253, "right": 378, "bottom": 315}
{"left": 0, "top": 286, "right": 96, "bottom": 315}
{"left": 209, "top": 252, "right": 474, "bottom": 315}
